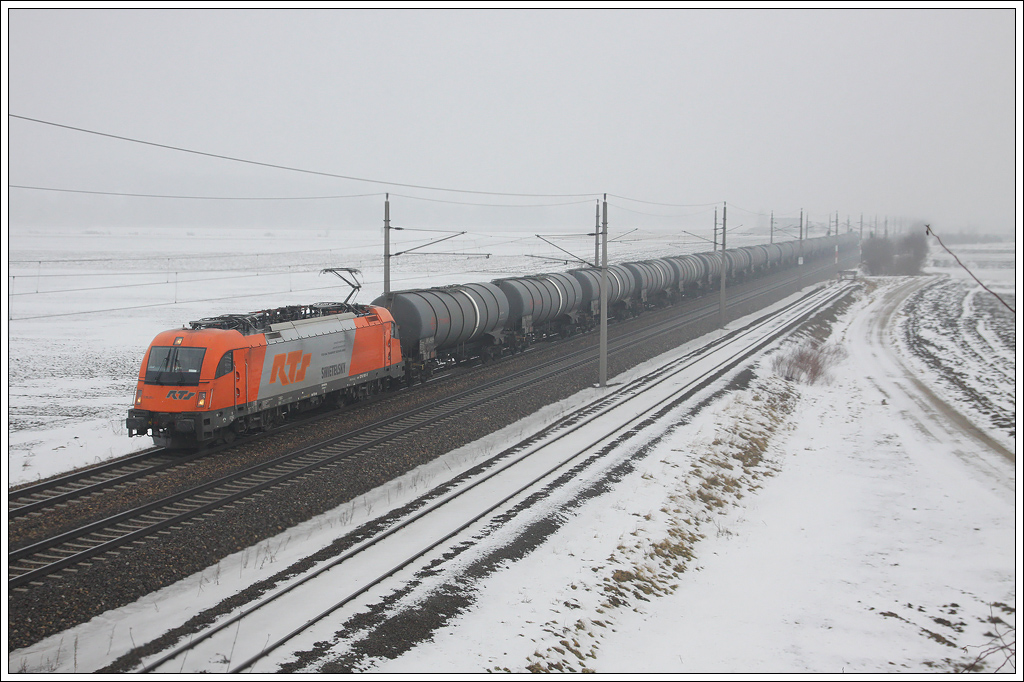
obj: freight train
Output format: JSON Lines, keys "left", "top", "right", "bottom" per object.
{"left": 127, "top": 233, "right": 858, "bottom": 448}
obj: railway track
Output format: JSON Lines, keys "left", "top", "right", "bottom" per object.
{"left": 8, "top": 447, "right": 174, "bottom": 518}
{"left": 8, "top": 383, "right": 424, "bottom": 523}
{"left": 136, "top": 279, "right": 857, "bottom": 673}
{"left": 7, "top": 256, "right": 853, "bottom": 592}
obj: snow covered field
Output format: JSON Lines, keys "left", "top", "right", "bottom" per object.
{"left": 6, "top": 231, "right": 1017, "bottom": 674}
{"left": 5, "top": 221, "right": 790, "bottom": 487}
{"left": 897, "top": 244, "right": 1017, "bottom": 454}
{"left": 365, "top": 257, "right": 1018, "bottom": 674}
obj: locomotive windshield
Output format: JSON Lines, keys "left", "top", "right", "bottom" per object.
{"left": 145, "top": 346, "right": 207, "bottom": 386}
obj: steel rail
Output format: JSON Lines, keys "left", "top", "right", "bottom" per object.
{"left": 142, "top": 282, "right": 855, "bottom": 673}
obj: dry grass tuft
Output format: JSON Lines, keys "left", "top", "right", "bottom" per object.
{"left": 770, "top": 340, "right": 847, "bottom": 385}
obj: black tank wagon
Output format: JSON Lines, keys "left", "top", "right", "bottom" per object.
{"left": 569, "top": 264, "right": 639, "bottom": 321}
{"left": 623, "top": 259, "right": 675, "bottom": 307}
{"left": 372, "top": 282, "right": 509, "bottom": 383}
{"left": 494, "top": 272, "right": 584, "bottom": 348}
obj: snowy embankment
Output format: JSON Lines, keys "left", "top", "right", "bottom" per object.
{"left": 361, "top": 274, "right": 1015, "bottom": 675}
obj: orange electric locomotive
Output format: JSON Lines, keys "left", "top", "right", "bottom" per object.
{"left": 126, "top": 302, "right": 404, "bottom": 448}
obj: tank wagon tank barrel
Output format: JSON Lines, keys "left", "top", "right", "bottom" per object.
{"left": 623, "top": 260, "right": 674, "bottom": 305}
{"left": 569, "top": 264, "right": 639, "bottom": 319}
{"left": 500, "top": 272, "right": 584, "bottom": 340}
{"left": 372, "top": 282, "right": 509, "bottom": 381}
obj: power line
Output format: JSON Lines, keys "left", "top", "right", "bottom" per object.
{"left": 388, "top": 192, "right": 596, "bottom": 208}
{"left": 8, "top": 268, "right": 344, "bottom": 297}
{"left": 8, "top": 269, "right": 453, "bottom": 320}
{"left": 8, "top": 184, "right": 384, "bottom": 201}
{"left": 8, "top": 116, "right": 880, "bottom": 224}
{"left": 7, "top": 253, "right": 548, "bottom": 313}
{"left": 726, "top": 204, "right": 808, "bottom": 220}
{"left": 7, "top": 246, "right": 352, "bottom": 265}
{"left": 7, "top": 258, "right": 377, "bottom": 279}
{"left": 10, "top": 113, "right": 600, "bottom": 199}
{"left": 9, "top": 183, "right": 603, "bottom": 209}
{"left": 607, "top": 201, "right": 717, "bottom": 218}
{"left": 607, "top": 194, "right": 721, "bottom": 208}
{"left": 925, "top": 224, "right": 1015, "bottom": 314}
{"left": 8, "top": 283, "right": 347, "bottom": 321}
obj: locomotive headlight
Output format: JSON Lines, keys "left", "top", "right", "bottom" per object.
{"left": 197, "top": 391, "right": 207, "bottom": 408}
{"left": 135, "top": 387, "right": 144, "bottom": 405}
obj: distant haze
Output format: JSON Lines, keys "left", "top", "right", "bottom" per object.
{"left": 6, "top": 8, "right": 1019, "bottom": 237}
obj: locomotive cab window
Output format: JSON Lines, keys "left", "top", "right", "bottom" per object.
{"left": 214, "top": 351, "right": 233, "bottom": 378}
{"left": 145, "top": 346, "right": 207, "bottom": 386}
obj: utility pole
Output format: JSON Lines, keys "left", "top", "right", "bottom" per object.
{"left": 719, "top": 202, "right": 727, "bottom": 329}
{"left": 384, "top": 194, "right": 391, "bottom": 296}
{"left": 770, "top": 210, "right": 774, "bottom": 244}
{"left": 599, "top": 194, "right": 609, "bottom": 388}
{"left": 860, "top": 213, "right": 863, "bottom": 240}
{"left": 713, "top": 206, "right": 718, "bottom": 251}
{"left": 798, "top": 208, "right": 804, "bottom": 289}
{"left": 594, "top": 200, "right": 600, "bottom": 269}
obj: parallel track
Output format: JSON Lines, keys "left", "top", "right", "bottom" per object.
{"left": 8, "top": 447, "right": 173, "bottom": 518}
{"left": 8, "top": 255, "right": 855, "bottom": 591}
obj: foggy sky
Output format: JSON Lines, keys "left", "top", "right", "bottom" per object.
{"left": 6, "top": 7, "right": 1020, "bottom": 237}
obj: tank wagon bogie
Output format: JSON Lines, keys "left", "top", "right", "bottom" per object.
{"left": 567, "top": 268, "right": 601, "bottom": 323}
{"left": 693, "top": 251, "right": 723, "bottom": 287}
{"left": 724, "top": 248, "right": 753, "bottom": 281}
{"left": 654, "top": 258, "right": 681, "bottom": 303}
{"left": 127, "top": 303, "right": 403, "bottom": 448}
{"left": 763, "top": 243, "right": 783, "bottom": 269}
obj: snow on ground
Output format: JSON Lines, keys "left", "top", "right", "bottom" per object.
{"left": 362, "top": 274, "right": 1016, "bottom": 675}
{"left": 6, "top": 232, "right": 1017, "bottom": 674}
{"left": 892, "top": 244, "right": 1017, "bottom": 454}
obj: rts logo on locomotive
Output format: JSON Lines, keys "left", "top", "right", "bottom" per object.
{"left": 270, "top": 351, "right": 312, "bottom": 386}
{"left": 166, "top": 390, "right": 196, "bottom": 400}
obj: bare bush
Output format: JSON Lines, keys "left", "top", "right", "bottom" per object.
{"left": 957, "top": 605, "right": 1015, "bottom": 673}
{"left": 770, "top": 341, "right": 847, "bottom": 385}
{"left": 861, "top": 231, "right": 929, "bottom": 275}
